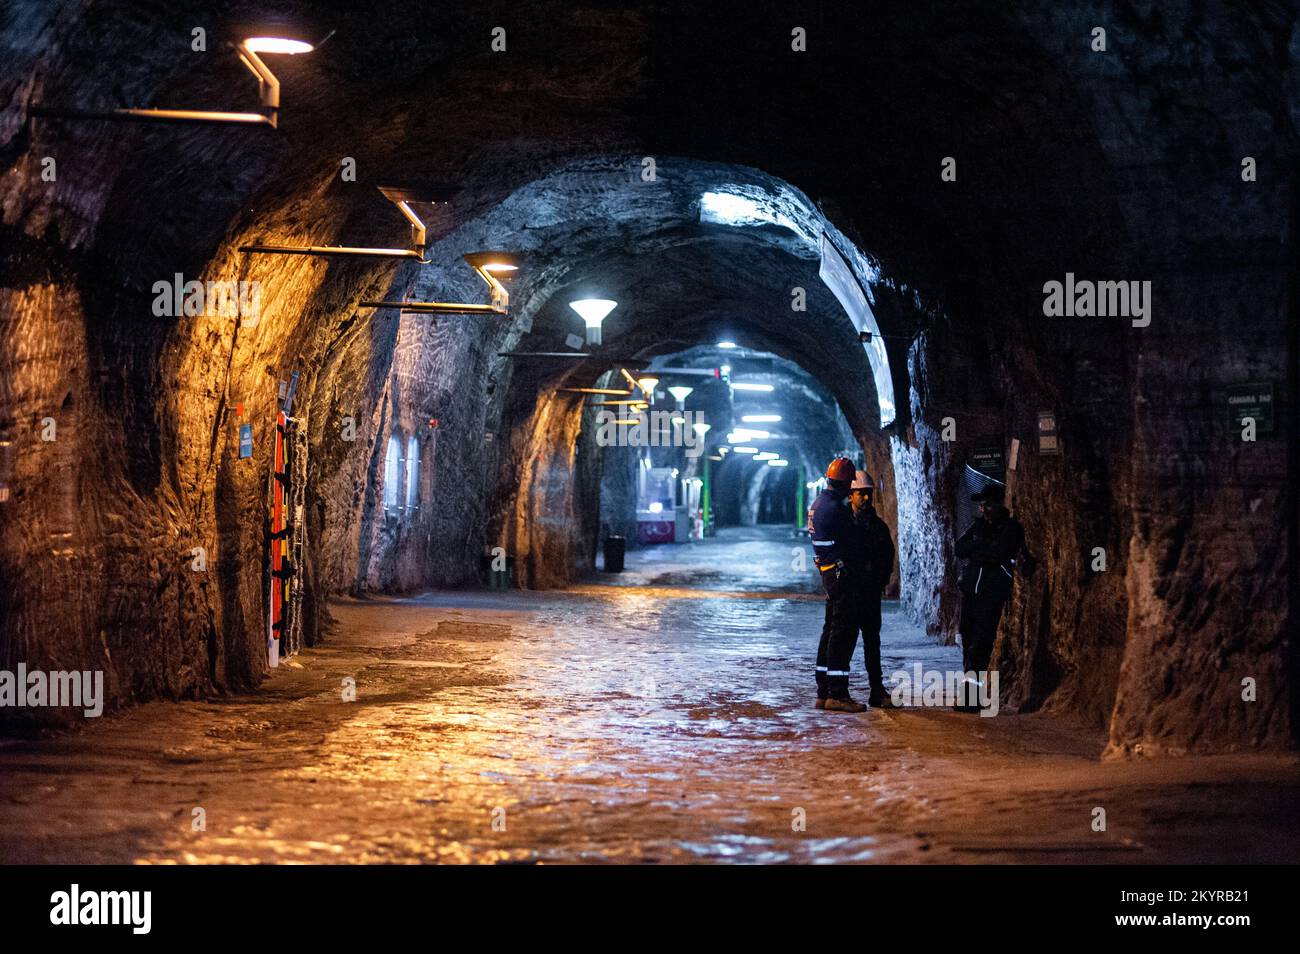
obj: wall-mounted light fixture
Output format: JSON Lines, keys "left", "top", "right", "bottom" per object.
{"left": 362, "top": 251, "right": 520, "bottom": 315}
{"left": 667, "top": 386, "right": 694, "bottom": 408}
{"left": 30, "top": 19, "right": 323, "bottom": 128}
{"left": 242, "top": 184, "right": 458, "bottom": 261}
{"left": 569, "top": 299, "right": 618, "bottom": 345}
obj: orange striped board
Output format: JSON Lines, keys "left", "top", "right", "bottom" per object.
{"left": 269, "top": 409, "right": 288, "bottom": 666}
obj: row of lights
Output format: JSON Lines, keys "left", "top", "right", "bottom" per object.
{"left": 31, "top": 21, "right": 527, "bottom": 319}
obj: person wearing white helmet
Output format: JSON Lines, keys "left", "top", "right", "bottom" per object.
{"left": 848, "top": 470, "right": 895, "bottom": 707}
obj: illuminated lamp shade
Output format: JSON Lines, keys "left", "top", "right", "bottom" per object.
{"left": 463, "top": 252, "right": 522, "bottom": 312}
{"left": 692, "top": 422, "right": 711, "bottom": 436}
{"left": 717, "top": 341, "right": 737, "bottom": 349}
{"left": 636, "top": 376, "right": 659, "bottom": 399}
{"left": 30, "top": 16, "right": 322, "bottom": 130}
{"left": 243, "top": 36, "right": 314, "bottom": 54}
{"left": 667, "top": 385, "right": 694, "bottom": 406}
{"left": 569, "top": 299, "right": 618, "bottom": 345}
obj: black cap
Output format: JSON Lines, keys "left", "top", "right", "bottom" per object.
{"left": 971, "top": 485, "right": 1004, "bottom": 504}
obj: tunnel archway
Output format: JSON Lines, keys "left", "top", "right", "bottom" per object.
{"left": 1, "top": 0, "right": 1293, "bottom": 764}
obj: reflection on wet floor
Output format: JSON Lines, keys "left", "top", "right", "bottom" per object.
{"left": 1, "top": 525, "right": 1297, "bottom": 864}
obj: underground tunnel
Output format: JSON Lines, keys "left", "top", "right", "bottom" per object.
{"left": 0, "top": 0, "right": 1297, "bottom": 899}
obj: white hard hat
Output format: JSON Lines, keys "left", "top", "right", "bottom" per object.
{"left": 851, "top": 470, "right": 874, "bottom": 491}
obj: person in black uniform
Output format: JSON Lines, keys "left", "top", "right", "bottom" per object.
{"left": 848, "top": 470, "right": 895, "bottom": 707}
{"left": 809, "top": 456, "right": 867, "bottom": 712}
{"left": 954, "top": 485, "right": 1025, "bottom": 711}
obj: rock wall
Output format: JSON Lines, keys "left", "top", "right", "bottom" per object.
{"left": 0, "top": 0, "right": 1293, "bottom": 754}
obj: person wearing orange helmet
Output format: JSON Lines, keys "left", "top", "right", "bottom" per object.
{"left": 808, "top": 456, "right": 867, "bottom": 712}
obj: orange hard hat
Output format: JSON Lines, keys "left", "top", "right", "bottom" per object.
{"left": 825, "top": 456, "right": 856, "bottom": 482}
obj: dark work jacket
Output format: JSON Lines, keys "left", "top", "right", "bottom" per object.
{"left": 852, "top": 504, "right": 895, "bottom": 593}
{"left": 955, "top": 507, "right": 1024, "bottom": 604}
{"left": 808, "top": 488, "right": 858, "bottom": 575}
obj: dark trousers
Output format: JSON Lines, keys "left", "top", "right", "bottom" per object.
{"left": 959, "top": 595, "right": 1005, "bottom": 680}
{"left": 816, "top": 584, "right": 862, "bottom": 699}
{"left": 857, "top": 595, "right": 884, "bottom": 692}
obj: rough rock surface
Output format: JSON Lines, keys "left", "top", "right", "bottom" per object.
{"left": 0, "top": 1, "right": 1295, "bottom": 755}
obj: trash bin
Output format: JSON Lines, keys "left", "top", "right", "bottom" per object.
{"left": 603, "top": 535, "right": 625, "bottom": 573}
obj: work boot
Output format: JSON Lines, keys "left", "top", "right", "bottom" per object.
{"left": 868, "top": 688, "right": 894, "bottom": 708}
{"left": 824, "top": 696, "right": 867, "bottom": 713}
{"left": 815, "top": 697, "right": 827, "bottom": 710}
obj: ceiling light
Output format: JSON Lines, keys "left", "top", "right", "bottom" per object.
{"left": 767, "top": 459, "right": 789, "bottom": 467}
{"left": 699, "top": 191, "right": 809, "bottom": 240}
{"left": 731, "top": 382, "right": 774, "bottom": 392}
{"left": 362, "top": 251, "right": 521, "bottom": 315}
{"left": 754, "top": 452, "right": 779, "bottom": 461}
{"left": 742, "top": 414, "right": 781, "bottom": 423}
{"left": 636, "top": 376, "right": 659, "bottom": 398}
{"left": 717, "top": 340, "right": 737, "bottom": 349}
{"left": 720, "top": 365, "right": 732, "bottom": 376}
{"left": 692, "top": 422, "right": 711, "bottom": 436}
{"left": 242, "top": 37, "right": 314, "bottom": 55}
{"left": 31, "top": 19, "right": 322, "bottom": 128}
{"left": 821, "top": 233, "right": 895, "bottom": 427}
{"left": 732, "top": 446, "right": 759, "bottom": 454}
{"left": 244, "top": 183, "right": 458, "bottom": 261}
{"left": 569, "top": 299, "right": 618, "bottom": 345}
{"left": 667, "top": 385, "right": 694, "bottom": 405}
{"left": 729, "top": 428, "right": 770, "bottom": 440}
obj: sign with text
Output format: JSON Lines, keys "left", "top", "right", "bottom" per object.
{"left": 238, "top": 424, "right": 253, "bottom": 459}
{"left": 1226, "top": 382, "right": 1274, "bottom": 434}
{"left": 1037, "top": 411, "right": 1061, "bottom": 456}
{"left": 970, "top": 443, "right": 1005, "bottom": 478}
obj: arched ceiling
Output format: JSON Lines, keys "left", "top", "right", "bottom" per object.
{"left": 372, "top": 157, "right": 898, "bottom": 450}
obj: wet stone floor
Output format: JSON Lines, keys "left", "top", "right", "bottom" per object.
{"left": 1, "top": 526, "right": 1297, "bottom": 864}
